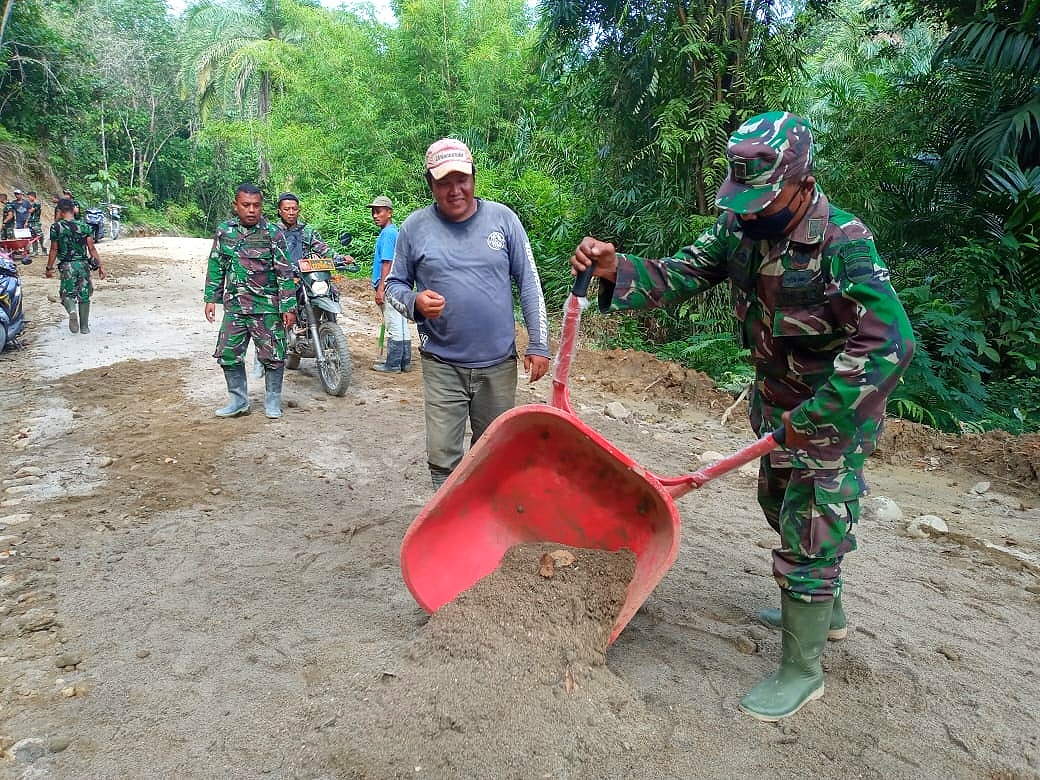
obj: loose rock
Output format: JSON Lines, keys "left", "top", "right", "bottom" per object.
{"left": 864, "top": 496, "right": 903, "bottom": 524}
{"left": 906, "top": 515, "right": 949, "bottom": 538}
{"left": 8, "top": 737, "right": 48, "bottom": 763}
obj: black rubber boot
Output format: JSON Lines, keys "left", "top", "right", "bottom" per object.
{"left": 739, "top": 593, "right": 832, "bottom": 722}
{"left": 215, "top": 366, "right": 250, "bottom": 417}
{"left": 264, "top": 366, "right": 284, "bottom": 419}
{"left": 372, "top": 340, "right": 404, "bottom": 373}
{"left": 401, "top": 340, "right": 413, "bottom": 372}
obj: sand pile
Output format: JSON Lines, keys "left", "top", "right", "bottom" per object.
{"left": 327, "top": 543, "right": 671, "bottom": 778}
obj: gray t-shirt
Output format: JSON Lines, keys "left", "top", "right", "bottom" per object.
{"left": 385, "top": 199, "right": 549, "bottom": 368}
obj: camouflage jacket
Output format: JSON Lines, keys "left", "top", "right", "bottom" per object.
{"left": 28, "top": 202, "right": 42, "bottom": 227}
{"left": 49, "top": 219, "right": 92, "bottom": 262}
{"left": 604, "top": 190, "right": 916, "bottom": 478}
{"left": 275, "top": 220, "right": 335, "bottom": 267}
{"left": 203, "top": 217, "right": 296, "bottom": 315}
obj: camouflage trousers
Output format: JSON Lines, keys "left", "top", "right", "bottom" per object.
{"left": 213, "top": 311, "right": 286, "bottom": 370}
{"left": 757, "top": 457, "right": 860, "bottom": 602}
{"left": 58, "top": 260, "right": 93, "bottom": 309}
{"left": 29, "top": 222, "right": 43, "bottom": 254}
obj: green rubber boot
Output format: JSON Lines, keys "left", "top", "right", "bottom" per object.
{"left": 66, "top": 301, "right": 79, "bottom": 333}
{"left": 78, "top": 301, "right": 91, "bottom": 334}
{"left": 739, "top": 593, "right": 832, "bottom": 722}
{"left": 215, "top": 366, "right": 250, "bottom": 418}
{"left": 758, "top": 592, "right": 847, "bottom": 641}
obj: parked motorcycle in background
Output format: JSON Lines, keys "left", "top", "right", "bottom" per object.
{"left": 105, "top": 203, "right": 123, "bottom": 240}
{"left": 284, "top": 233, "right": 355, "bottom": 396}
{"left": 83, "top": 205, "right": 106, "bottom": 242}
{"left": 0, "top": 239, "right": 31, "bottom": 351}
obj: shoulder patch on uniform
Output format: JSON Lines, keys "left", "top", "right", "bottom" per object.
{"left": 806, "top": 218, "right": 826, "bottom": 242}
{"left": 837, "top": 241, "right": 878, "bottom": 284}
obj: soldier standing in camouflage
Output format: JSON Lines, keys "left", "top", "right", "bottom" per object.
{"left": 204, "top": 184, "right": 297, "bottom": 419}
{"left": 27, "top": 191, "right": 44, "bottom": 256}
{"left": 571, "top": 111, "right": 915, "bottom": 722}
{"left": 45, "top": 197, "right": 105, "bottom": 333}
{"left": 1, "top": 194, "right": 11, "bottom": 240}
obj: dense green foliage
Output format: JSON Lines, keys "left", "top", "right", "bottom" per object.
{"left": 2, "top": 0, "right": 1038, "bottom": 432}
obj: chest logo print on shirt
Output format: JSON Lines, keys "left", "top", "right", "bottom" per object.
{"left": 487, "top": 231, "right": 507, "bottom": 251}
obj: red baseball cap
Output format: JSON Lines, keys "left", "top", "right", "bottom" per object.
{"left": 425, "top": 138, "right": 474, "bottom": 180}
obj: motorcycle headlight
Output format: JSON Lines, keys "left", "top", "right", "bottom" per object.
{"left": 310, "top": 280, "right": 330, "bottom": 296}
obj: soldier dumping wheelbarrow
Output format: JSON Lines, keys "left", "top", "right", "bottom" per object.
{"left": 400, "top": 112, "right": 915, "bottom": 723}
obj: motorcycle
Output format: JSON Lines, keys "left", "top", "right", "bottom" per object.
{"left": 84, "top": 206, "right": 106, "bottom": 242}
{"left": 0, "top": 238, "right": 31, "bottom": 351}
{"left": 105, "top": 203, "right": 122, "bottom": 240}
{"left": 284, "top": 233, "right": 354, "bottom": 396}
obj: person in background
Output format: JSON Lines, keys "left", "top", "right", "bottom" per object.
{"left": 45, "top": 197, "right": 105, "bottom": 333}
{"left": 248, "top": 191, "right": 356, "bottom": 378}
{"left": 570, "top": 111, "right": 915, "bottom": 722}
{"left": 8, "top": 190, "right": 31, "bottom": 238}
{"left": 58, "top": 189, "right": 81, "bottom": 220}
{"left": 27, "top": 191, "right": 44, "bottom": 256}
{"left": 203, "top": 183, "right": 296, "bottom": 420}
{"left": 385, "top": 138, "right": 551, "bottom": 488}
{"left": 274, "top": 192, "right": 355, "bottom": 271}
{"left": 1, "top": 193, "right": 11, "bottom": 240}
{"left": 368, "top": 195, "right": 410, "bottom": 373}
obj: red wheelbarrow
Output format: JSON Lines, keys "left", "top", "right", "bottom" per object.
{"left": 0, "top": 231, "right": 40, "bottom": 262}
{"left": 400, "top": 269, "right": 784, "bottom": 644}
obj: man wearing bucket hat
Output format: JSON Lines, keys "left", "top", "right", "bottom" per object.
{"left": 368, "top": 195, "right": 411, "bottom": 373}
{"left": 385, "top": 138, "right": 551, "bottom": 488}
{"left": 570, "top": 111, "right": 915, "bottom": 722}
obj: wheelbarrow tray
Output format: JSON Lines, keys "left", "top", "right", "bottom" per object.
{"left": 0, "top": 238, "right": 33, "bottom": 251}
{"left": 400, "top": 402, "right": 681, "bottom": 645}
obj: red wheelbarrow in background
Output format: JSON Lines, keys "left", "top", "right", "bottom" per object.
{"left": 0, "top": 229, "right": 41, "bottom": 262}
{"left": 400, "top": 269, "right": 784, "bottom": 644}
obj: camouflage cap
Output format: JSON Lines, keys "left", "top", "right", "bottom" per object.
{"left": 715, "top": 111, "right": 814, "bottom": 215}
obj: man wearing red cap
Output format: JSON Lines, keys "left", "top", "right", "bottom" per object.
{"left": 385, "top": 138, "right": 551, "bottom": 488}
{"left": 571, "top": 111, "right": 915, "bottom": 722}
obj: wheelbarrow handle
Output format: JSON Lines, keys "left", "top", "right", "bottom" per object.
{"left": 655, "top": 427, "right": 786, "bottom": 499}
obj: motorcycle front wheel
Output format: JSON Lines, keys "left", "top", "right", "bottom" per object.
{"left": 316, "top": 320, "right": 351, "bottom": 396}
{"left": 109, "top": 221, "right": 120, "bottom": 240}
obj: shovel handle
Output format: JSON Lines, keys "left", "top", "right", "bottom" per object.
{"left": 571, "top": 264, "right": 595, "bottom": 298}
{"left": 656, "top": 427, "right": 786, "bottom": 499}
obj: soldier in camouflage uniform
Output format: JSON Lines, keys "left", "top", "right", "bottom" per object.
{"left": 45, "top": 197, "right": 105, "bottom": 333}
{"left": 27, "top": 191, "right": 44, "bottom": 256}
{"left": 571, "top": 111, "right": 915, "bottom": 722}
{"left": 203, "top": 183, "right": 297, "bottom": 419}
{"left": 1, "top": 194, "right": 11, "bottom": 240}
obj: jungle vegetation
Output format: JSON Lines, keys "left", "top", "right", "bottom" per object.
{"left": 2, "top": 0, "right": 1038, "bottom": 432}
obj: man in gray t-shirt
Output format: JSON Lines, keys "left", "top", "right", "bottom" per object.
{"left": 385, "top": 138, "right": 551, "bottom": 488}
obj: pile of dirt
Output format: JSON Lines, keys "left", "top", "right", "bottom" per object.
{"left": 877, "top": 419, "right": 1040, "bottom": 492}
{"left": 325, "top": 543, "right": 675, "bottom": 778}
